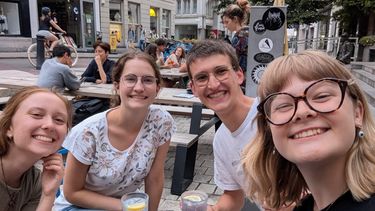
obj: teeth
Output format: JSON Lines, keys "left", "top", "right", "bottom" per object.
{"left": 34, "top": 135, "right": 53, "bottom": 142}
{"left": 293, "top": 129, "right": 323, "bottom": 139}
{"left": 209, "top": 91, "right": 225, "bottom": 98}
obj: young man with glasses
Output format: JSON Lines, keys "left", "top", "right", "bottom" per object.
{"left": 186, "top": 39, "right": 259, "bottom": 211}
{"left": 37, "top": 44, "right": 80, "bottom": 92}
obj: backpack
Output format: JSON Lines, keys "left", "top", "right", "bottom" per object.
{"left": 72, "top": 98, "right": 109, "bottom": 126}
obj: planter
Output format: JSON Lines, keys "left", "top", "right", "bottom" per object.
{"left": 362, "top": 45, "right": 375, "bottom": 62}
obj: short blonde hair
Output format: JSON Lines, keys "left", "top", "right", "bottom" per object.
{"left": 242, "top": 50, "right": 375, "bottom": 208}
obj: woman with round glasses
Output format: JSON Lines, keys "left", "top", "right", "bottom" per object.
{"left": 242, "top": 50, "right": 375, "bottom": 210}
{"left": 54, "top": 51, "right": 176, "bottom": 211}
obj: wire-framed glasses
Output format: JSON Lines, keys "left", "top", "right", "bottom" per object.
{"left": 192, "top": 66, "right": 232, "bottom": 87}
{"left": 121, "top": 74, "right": 158, "bottom": 88}
{"left": 258, "top": 78, "right": 355, "bottom": 126}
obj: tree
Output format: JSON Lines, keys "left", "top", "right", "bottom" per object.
{"left": 215, "top": 0, "right": 331, "bottom": 27}
{"left": 333, "top": 0, "right": 375, "bottom": 36}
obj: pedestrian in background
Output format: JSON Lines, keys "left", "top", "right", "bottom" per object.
{"left": 222, "top": 2, "right": 250, "bottom": 74}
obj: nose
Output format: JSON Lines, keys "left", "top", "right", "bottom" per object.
{"left": 207, "top": 73, "right": 220, "bottom": 89}
{"left": 133, "top": 78, "right": 145, "bottom": 91}
{"left": 40, "top": 116, "right": 55, "bottom": 131}
{"left": 293, "top": 99, "right": 317, "bottom": 122}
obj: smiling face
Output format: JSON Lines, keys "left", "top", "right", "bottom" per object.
{"left": 116, "top": 58, "right": 160, "bottom": 110}
{"left": 270, "top": 75, "right": 363, "bottom": 166}
{"left": 190, "top": 54, "right": 244, "bottom": 113}
{"left": 7, "top": 92, "right": 69, "bottom": 158}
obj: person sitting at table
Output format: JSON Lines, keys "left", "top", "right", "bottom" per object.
{"left": 54, "top": 50, "right": 176, "bottom": 211}
{"left": 37, "top": 44, "right": 80, "bottom": 92}
{"left": 163, "top": 46, "right": 188, "bottom": 88}
{"left": 0, "top": 86, "right": 71, "bottom": 211}
{"left": 165, "top": 46, "right": 187, "bottom": 72}
{"left": 242, "top": 50, "right": 375, "bottom": 210}
{"left": 81, "top": 41, "right": 115, "bottom": 84}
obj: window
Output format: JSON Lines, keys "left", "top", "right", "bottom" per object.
{"left": 128, "top": 2, "right": 140, "bottom": 24}
{"left": 183, "top": 0, "right": 190, "bottom": 14}
{"left": 192, "top": 0, "right": 197, "bottom": 14}
{"left": 0, "top": 2, "right": 20, "bottom": 35}
{"left": 162, "top": 9, "right": 171, "bottom": 38}
{"left": 206, "top": 0, "right": 214, "bottom": 17}
{"left": 177, "top": 0, "right": 181, "bottom": 14}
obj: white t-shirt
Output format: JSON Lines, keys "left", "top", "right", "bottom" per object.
{"left": 54, "top": 105, "right": 176, "bottom": 210}
{"left": 213, "top": 98, "right": 258, "bottom": 191}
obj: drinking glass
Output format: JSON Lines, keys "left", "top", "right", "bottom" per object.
{"left": 180, "top": 190, "right": 208, "bottom": 211}
{"left": 121, "top": 192, "right": 148, "bottom": 211}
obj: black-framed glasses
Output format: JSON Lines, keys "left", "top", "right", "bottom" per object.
{"left": 258, "top": 78, "right": 355, "bottom": 126}
{"left": 192, "top": 66, "right": 232, "bottom": 87}
{"left": 121, "top": 74, "right": 158, "bottom": 88}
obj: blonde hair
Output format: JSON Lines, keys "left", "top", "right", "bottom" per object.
{"left": 242, "top": 50, "right": 375, "bottom": 208}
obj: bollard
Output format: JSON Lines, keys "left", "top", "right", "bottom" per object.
{"left": 36, "top": 35, "right": 45, "bottom": 70}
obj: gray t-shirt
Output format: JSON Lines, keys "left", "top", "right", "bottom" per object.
{"left": 37, "top": 57, "right": 80, "bottom": 91}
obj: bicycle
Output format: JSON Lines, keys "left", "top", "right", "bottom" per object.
{"left": 27, "top": 32, "right": 78, "bottom": 67}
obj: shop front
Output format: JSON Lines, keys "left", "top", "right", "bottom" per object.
{"left": 0, "top": 0, "right": 31, "bottom": 37}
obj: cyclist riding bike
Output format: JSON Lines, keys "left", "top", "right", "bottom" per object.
{"left": 36, "top": 7, "right": 66, "bottom": 52}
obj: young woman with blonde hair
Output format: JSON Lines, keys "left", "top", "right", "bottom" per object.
{"left": 242, "top": 50, "right": 375, "bottom": 210}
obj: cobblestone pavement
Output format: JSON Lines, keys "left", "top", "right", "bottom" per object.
{"left": 155, "top": 116, "right": 221, "bottom": 210}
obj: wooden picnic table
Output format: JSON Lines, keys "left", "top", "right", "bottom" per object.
{"left": 159, "top": 68, "right": 188, "bottom": 79}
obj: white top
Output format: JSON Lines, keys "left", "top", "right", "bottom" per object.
{"left": 54, "top": 105, "right": 176, "bottom": 210}
{"left": 213, "top": 98, "right": 258, "bottom": 192}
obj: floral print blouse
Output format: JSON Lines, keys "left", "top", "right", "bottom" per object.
{"left": 58, "top": 105, "right": 175, "bottom": 204}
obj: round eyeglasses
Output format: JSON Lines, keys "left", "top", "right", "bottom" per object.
{"left": 257, "top": 78, "right": 355, "bottom": 126}
{"left": 121, "top": 74, "right": 158, "bottom": 88}
{"left": 192, "top": 66, "right": 232, "bottom": 87}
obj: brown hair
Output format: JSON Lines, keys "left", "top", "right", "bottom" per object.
{"left": 186, "top": 39, "right": 240, "bottom": 79}
{"left": 94, "top": 41, "right": 111, "bottom": 53}
{"left": 0, "top": 87, "right": 73, "bottom": 156}
{"left": 110, "top": 50, "right": 161, "bottom": 106}
{"left": 222, "top": 3, "right": 249, "bottom": 26}
{"left": 242, "top": 50, "right": 375, "bottom": 208}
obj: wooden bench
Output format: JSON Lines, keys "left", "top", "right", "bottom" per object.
{"left": 159, "top": 105, "right": 215, "bottom": 119}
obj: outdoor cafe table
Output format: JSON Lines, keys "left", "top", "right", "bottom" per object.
{"left": 0, "top": 75, "right": 197, "bottom": 106}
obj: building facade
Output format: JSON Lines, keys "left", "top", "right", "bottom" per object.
{"left": 0, "top": 0, "right": 175, "bottom": 51}
{"left": 175, "top": 0, "right": 222, "bottom": 40}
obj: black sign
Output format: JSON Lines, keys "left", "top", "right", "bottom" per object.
{"left": 262, "top": 8, "right": 285, "bottom": 31}
{"left": 254, "top": 53, "right": 274, "bottom": 63}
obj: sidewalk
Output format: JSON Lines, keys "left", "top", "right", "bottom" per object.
{"left": 0, "top": 48, "right": 129, "bottom": 59}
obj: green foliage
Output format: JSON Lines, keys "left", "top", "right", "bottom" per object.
{"left": 359, "top": 35, "right": 375, "bottom": 46}
{"left": 333, "top": 0, "right": 375, "bottom": 35}
{"left": 215, "top": 0, "right": 331, "bottom": 26}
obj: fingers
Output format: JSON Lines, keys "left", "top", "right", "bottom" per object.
{"left": 42, "top": 153, "right": 64, "bottom": 175}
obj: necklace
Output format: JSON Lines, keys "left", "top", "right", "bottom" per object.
{"left": 0, "top": 156, "right": 16, "bottom": 209}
